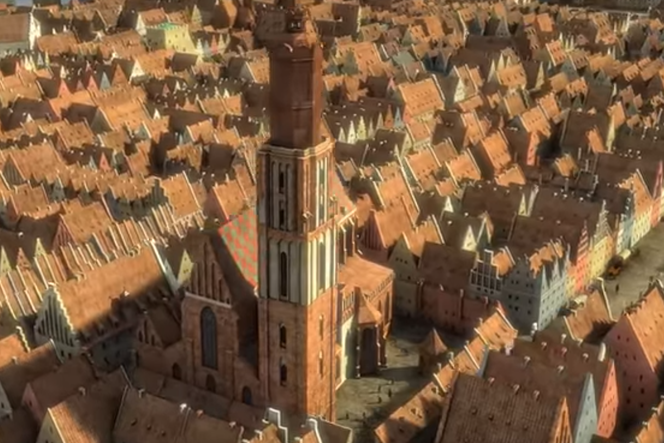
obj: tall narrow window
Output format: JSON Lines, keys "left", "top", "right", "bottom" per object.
{"left": 279, "top": 324, "right": 287, "bottom": 349}
{"left": 318, "top": 241, "right": 326, "bottom": 292}
{"left": 319, "top": 315, "right": 324, "bottom": 339}
{"left": 278, "top": 170, "right": 285, "bottom": 193}
{"left": 200, "top": 307, "right": 217, "bottom": 369}
{"left": 279, "top": 252, "right": 288, "bottom": 299}
{"left": 318, "top": 352, "right": 324, "bottom": 376}
{"left": 318, "top": 162, "right": 325, "bottom": 222}
{"left": 280, "top": 359, "right": 288, "bottom": 386}
{"left": 278, "top": 201, "right": 286, "bottom": 229}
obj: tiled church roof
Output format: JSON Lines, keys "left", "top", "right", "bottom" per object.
{"left": 218, "top": 208, "right": 258, "bottom": 288}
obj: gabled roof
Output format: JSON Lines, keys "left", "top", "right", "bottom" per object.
{"left": 437, "top": 373, "right": 568, "bottom": 443}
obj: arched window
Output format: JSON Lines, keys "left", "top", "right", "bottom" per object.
{"left": 318, "top": 241, "right": 326, "bottom": 292}
{"left": 319, "top": 315, "right": 324, "bottom": 339}
{"left": 200, "top": 307, "right": 217, "bottom": 369}
{"left": 138, "top": 331, "right": 144, "bottom": 342}
{"left": 318, "top": 352, "right": 324, "bottom": 376}
{"left": 205, "top": 374, "right": 216, "bottom": 393}
{"left": 279, "top": 252, "right": 288, "bottom": 299}
{"left": 279, "top": 324, "right": 287, "bottom": 349}
{"left": 150, "top": 335, "right": 156, "bottom": 346}
{"left": 242, "top": 386, "right": 253, "bottom": 405}
{"left": 172, "top": 363, "right": 182, "bottom": 380}
{"left": 280, "top": 359, "right": 288, "bottom": 386}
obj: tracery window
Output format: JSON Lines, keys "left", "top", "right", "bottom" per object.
{"left": 200, "top": 307, "right": 217, "bottom": 369}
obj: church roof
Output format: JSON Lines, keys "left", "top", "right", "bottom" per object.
{"left": 217, "top": 208, "right": 258, "bottom": 288}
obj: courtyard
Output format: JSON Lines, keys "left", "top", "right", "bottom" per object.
{"left": 335, "top": 319, "right": 431, "bottom": 443}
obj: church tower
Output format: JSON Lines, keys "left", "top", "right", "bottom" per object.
{"left": 256, "top": 7, "right": 338, "bottom": 421}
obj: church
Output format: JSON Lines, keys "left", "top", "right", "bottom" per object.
{"left": 134, "top": 4, "right": 395, "bottom": 424}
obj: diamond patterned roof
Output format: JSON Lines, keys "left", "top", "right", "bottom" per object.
{"left": 218, "top": 208, "right": 258, "bottom": 288}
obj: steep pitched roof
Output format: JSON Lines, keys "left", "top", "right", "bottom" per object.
{"left": 217, "top": 208, "right": 257, "bottom": 288}
{"left": 0, "top": 335, "right": 59, "bottom": 407}
{"left": 436, "top": 373, "right": 568, "bottom": 443}
{"left": 420, "top": 329, "right": 448, "bottom": 357}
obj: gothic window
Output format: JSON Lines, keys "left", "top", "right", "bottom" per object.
{"left": 279, "top": 324, "right": 287, "bottom": 348}
{"left": 280, "top": 359, "right": 288, "bottom": 386}
{"left": 319, "top": 315, "right": 324, "bottom": 339}
{"left": 318, "top": 241, "right": 326, "bottom": 292}
{"left": 172, "top": 363, "right": 182, "bottom": 380}
{"left": 200, "top": 307, "right": 217, "bottom": 369}
{"left": 318, "top": 352, "right": 324, "bottom": 376}
{"left": 242, "top": 386, "right": 253, "bottom": 405}
{"left": 279, "top": 252, "right": 288, "bottom": 299}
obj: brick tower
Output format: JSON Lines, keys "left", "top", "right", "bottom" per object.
{"left": 256, "top": 7, "right": 338, "bottom": 421}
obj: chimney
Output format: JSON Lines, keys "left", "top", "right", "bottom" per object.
{"left": 523, "top": 356, "right": 531, "bottom": 367}
{"left": 561, "top": 333, "right": 567, "bottom": 344}
{"left": 504, "top": 343, "right": 513, "bottom": 356}
{"left": 138, "top": 389, "right": 145, "bottom": 398}
{"left": 11, "top": 356, "right": 17, "bottom": 364}
{"left": 582, "top": 353, "right": 589, "bottom": 361}
{"left": 557, "top": 365, "right": 564, "bottom": 374}
{"left": 540, "top": 341, "right": 547, "bottom": 350}
{"left": 78, "top": 387, "right": 86, "bottom": 396}
{"left": 512, "top": 384, "right": 520, "bottom": 393}
{"left": 533, "top": 390, "right": 540, "bottom": 400}
{"left": 487, "top": 377, "right": 495, "bottom": 386}
{"left": 179, "top": 403, "right": 188, "bottom": 414}
{"left": 561, "top": 347, "right": 568, "bottom": 358}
